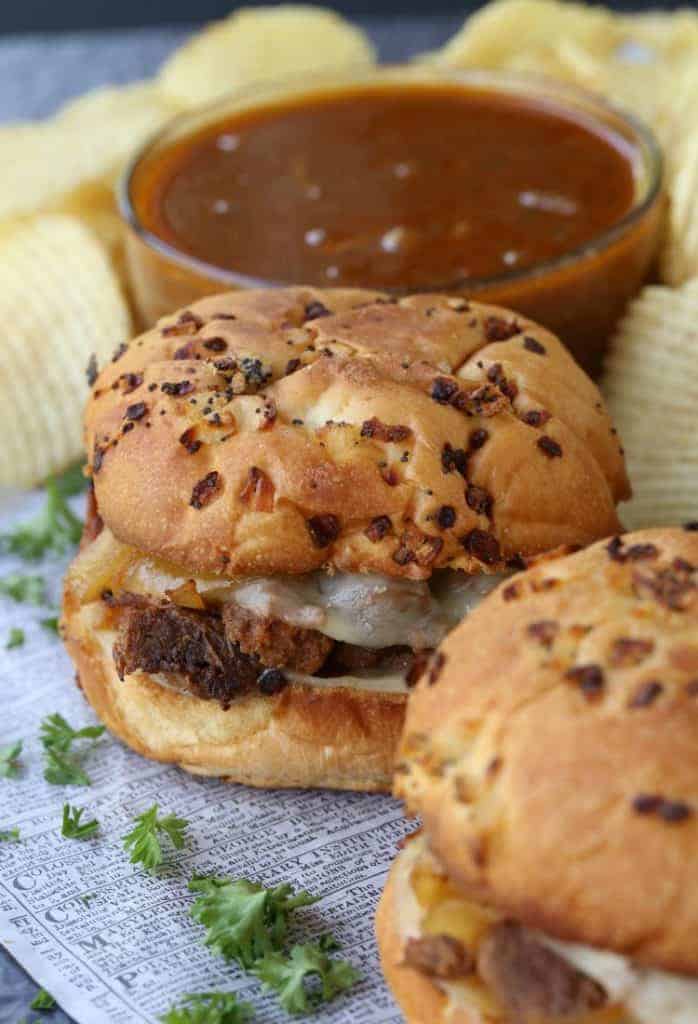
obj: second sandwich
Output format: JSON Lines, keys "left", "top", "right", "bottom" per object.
{"left": 378, "top": 526, "right": 698, "bottom": 1023}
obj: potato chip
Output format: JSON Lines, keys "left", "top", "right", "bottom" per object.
{"left": 602, "top": 277, "right": 698, "bottom": 529}
{"left": 0, "top": 82, "right": 176, "bottom": 222}
{"left": 433, "top": 0, "right": 698, "bottom": 140}
{"left": 158, "top": 5, "right": 376, "bottom": 109}
{"left": 433, "top": 0, "right": 614, "bottom": 70}
{"left": 661, "top": 130, "right": 698, "bottom": 287}
{"left": 0, "top": 216, "right": 132, "bottom": 489}
{"left": 50, "top": 181, "right": 126, "bottom": 276}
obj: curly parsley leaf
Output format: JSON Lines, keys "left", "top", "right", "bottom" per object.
{"left": 5, "top": 627, "right": 25, "bottom": 649}
{"left": 40, "top": 615, "right": 60, "bottom": 635}
{"left": 44, "top": 748, "right": 91, "bottom": 786}
{"left": 40, "top": 713, "right": 105, "bottom": 786}
{"left": 122, "top": 804, "right": 189, "bottom": 872}
{"left": 0, "top": 740, "right": 22, "bottom": 779}
{"left": 61, "top": 803, "right": 99, "bottom": 840}
{"left": 188, "top": 877, "right": 318, "bottom": 969}
{"left": 0, "top": 827, "right": 20, "bottom": 842}
{"left": 0, "top": 474, "right": 84, "bottom": 562}
{"left": 159, "top": 992, "right": 254, "bottom": 1024}
{"left": 54, "top": 461, "right": 90, "bottom": 498}
{"left": 252, "top": 939, "right": 360, "bottom": 1014}
{"left": 0, "top": 574, "right": 46, "bottom": 605}
{"left": 40, "top": 713, "right": 105, "bottom": 753}
{"left": 30, "top": 988, "right": 56, "bottom": 1010}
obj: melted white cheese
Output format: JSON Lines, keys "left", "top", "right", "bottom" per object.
{"left": 125, "top": 562, "right": 505, "bottom": 651}
{"left": 542, "top": 937, "right": 698, "bottom": 1024}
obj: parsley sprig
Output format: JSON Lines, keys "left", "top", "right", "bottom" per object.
{"left": 188, "top": 877, "right": 359, "bottom": 1013}
{"left": 0, "top": 469, "right": 85, "bottom": 561}
{"left": 122, "top": 804, "right": 189, "bottom": 872}
{"left": 54, "top": 462, "right": 90, "bottom": 499}
{"left": 6, "top": 627, "right": 25, "bottom": 649}
{"left": 61, "top": 803, "right": 99, "bottom": 840}
{"left": 0, "top": 827, "right": 20, "bottom": 842}
{"left": 0, "top": 740, "right": 22, "bottom": 779}
{"left": 40, "top": 713, "right": 105, "bottom": 786}
{"left": 253, "top": 938, "right": 360, "bottom": 1014}
{"left": 40, "top": 713, "right": 105, "bottom": 751}
{"left": 160, "top": 992, "right": 253, "bottom": 1024}
{"left": 0, "top": 574, "right": 46, "bottom": 605}
{"left": 40, "top": 615, "right": 60, "bottom": 635}
{"left": 188, "top": 877, "right": 318, "bottom": 969}
{"left": 30, "top": 988, "right": 56, "bottom": 1010}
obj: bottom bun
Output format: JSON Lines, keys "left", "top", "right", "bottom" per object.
{"left": 62, "top": 591, "right": 405, "bottom": 792}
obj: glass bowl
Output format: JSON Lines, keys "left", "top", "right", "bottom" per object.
{"left": 119, "top": 65, "right": 663, "bottom": 375}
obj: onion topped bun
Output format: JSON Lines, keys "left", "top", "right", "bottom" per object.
{"left": 378, "top": 527, "right": 698, "bottom": 1021}
{"left": 63, "top": 287, "right": 629, "bottom": 791}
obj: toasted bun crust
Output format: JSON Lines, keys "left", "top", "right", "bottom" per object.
{"left": 396, "top": 527, "right": 698, "bottom": 973}
{"left": 62, "top": 564, "right": 404, "bottom": 792}
{"left": 85, "top": 287, "right": 628, "bottom": 578}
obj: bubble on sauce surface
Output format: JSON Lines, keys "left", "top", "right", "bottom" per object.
{"left": 519, "top": 191, "right": 578, "bottom": 216}
{"left": 393, "top": 161, "right": 415, "bottom": 179}
{"left": 305, "top": 228, "right": 326, "bottom": 247}
{"left": 380, "top": 226, "right": 413, "bottom": 254}
{"left": 216, "top": 133, "right": 240, "bottom": 152}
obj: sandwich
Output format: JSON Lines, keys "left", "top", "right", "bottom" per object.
{"left": 377, "top": 526, "right": 698, "bottom": 1021}
{"left": 62, "top": 286, "right": 628, "bottom": 791}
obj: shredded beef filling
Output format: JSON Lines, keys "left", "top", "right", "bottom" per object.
{"left": 404, "top": 934, "right": 474, "bottom": 979}
{"left": 110, "top": 594, "right": 420, "bottom": 702}
{"left": 222, "top": 603, "right": 333, "bottom": 674}
{"left": 320, "top": 641, "right": 414, "bottom": 676}
{"left": 476, "top": 922, "right": 608, "bottom": 1023}
{"left": 113, "top": 601, "right": 260, "bottom": 703}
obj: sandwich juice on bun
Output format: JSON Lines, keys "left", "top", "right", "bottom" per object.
{"left": 63, "top": 287, "right": 629, "bottom": 791}
{"left": 378, "top": 527, "right": 698, "bottom": 1021}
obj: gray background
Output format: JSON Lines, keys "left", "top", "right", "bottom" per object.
{"left": 0, "top": 0, "right": 685, "bottom": 33}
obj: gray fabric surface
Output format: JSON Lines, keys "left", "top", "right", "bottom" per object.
{"left": 0, "top": 17, "right": 461, "bottom": 121}
{"left": 0, "top": 16, "right": 460, "bottom": 1021}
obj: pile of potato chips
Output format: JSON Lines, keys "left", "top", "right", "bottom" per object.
{"left": 0, "top": 5, "right": 375, "bottom": 489}
{"left": 1, "top": 0, "right": 696, "bottom": 527}
{"left": 429, "top": 0, "right": 698, "bottom": 527}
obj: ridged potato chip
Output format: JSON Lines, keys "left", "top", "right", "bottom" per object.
{"left": 657, "top": 62, "right": 698, "bottom": 287}
{"left": 432, "top": 0, "right": 698, "bottom": 142}
{"left": 0, "top": 216, "right": 132, "bottom": 489}
{"left": 434, "top": 0, "right": 613, "bottom": 69}
{"left": 51, "top": 182, "right": 126, "bottom": 279}
{"left": 602, "top": 277, "right": 698, "bottom": 529}
{"left": 0, "top": 82, "right": 176, "bottom": 222}
{"left": 661, "top": 130, "right": 698, "bottom": 286}
{"left": 158, "top": 5, "right": 376, "bottom": 109}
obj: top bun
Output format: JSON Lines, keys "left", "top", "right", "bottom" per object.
{"left": 396, "top": 527, "right": 698, "bottom": 973}
{"left": 86, "top": 287, "right": 629, "bottom": 578}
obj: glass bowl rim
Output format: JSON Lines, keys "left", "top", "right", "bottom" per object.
{"left": 118, "top": 64, "right": 664, "bottom": 295}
